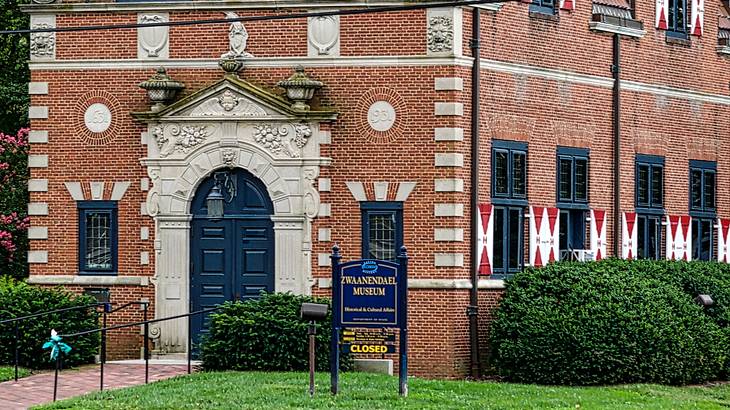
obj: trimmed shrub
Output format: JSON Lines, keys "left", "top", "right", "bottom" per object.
{"left": 200, "top": 292, "right": 352, "bottom": 372}
{"left": 0, "top": 277, "right": 100, "bottom": 369}
{"left": 490, "top": 259, "right": 728, "bottom": 385}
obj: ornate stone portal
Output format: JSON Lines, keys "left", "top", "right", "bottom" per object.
{"left": 134, "top": 74, "right": 336, "bottom": 353}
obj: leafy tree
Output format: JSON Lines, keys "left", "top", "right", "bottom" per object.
{"left": 0, "top": 0, "right": 30, "bottom": 133}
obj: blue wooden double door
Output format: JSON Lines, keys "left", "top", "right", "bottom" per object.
{"left": 190, "top": 168, "right": 275, "bottom": 347}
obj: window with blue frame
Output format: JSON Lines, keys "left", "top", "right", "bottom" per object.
{"left": 491, "top": 140, "right": 528, "bottom": 278}
{"left": 667, "top": 0, "right": 687, "bottom": 38}
{"left": 530, "top": 0, "right": 556, "bottom": 14}
{"left": 635, "top": 155, "right": 664, "bottom": 260}
{"left": 689, "top": 160, "right": 716, "bottom": 261}
{"left": 556, "top": 147, "right": 589, "bottom": 260}
{"left": 78, "top": 201, "right": 118, "bottom": 275}
{"left": 361, "top": 202, "right": 403, "bottom": 262}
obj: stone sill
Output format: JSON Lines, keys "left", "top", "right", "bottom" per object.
{"left": 529, "top": 10, "right": 560, "bottom": 22}
{"left": 666, "top": 35, "right": 691, "bottom": 46}
{"left": 588, "top": 21, "right": 646, "bottom": 38}
{"left": 717, "top": 45, "right": 730, "bottom": 56}
{"left": 28, "top": 275, "right": 150, "bottom": 287}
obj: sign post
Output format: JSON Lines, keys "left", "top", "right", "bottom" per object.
{"left": 330, "top": 245, "right": 409, "bottom": 397}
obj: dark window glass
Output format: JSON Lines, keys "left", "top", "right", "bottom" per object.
{"left": 513, "top": 152, "right": 526, "bottom": 197}
{"left": 651, "top": 166, "right": 663, "bottom": 206}
{"left": 531, "top": 0, "right": 555, "bottom": 13}
{"left": 559, "top": 159, "right": 572, "bottom": 202}
{"left": 367, "top": 213, "right": 396, "bottom": 261}
{"left": 692, "top": 218, "right": 713, "bottom": 261}
{"left": 508, "top": 209, "right": 521, "bottom": 269}
{"left": 637, "top": 215, "right": 662, "bottom": 260}
{"left": 668, "top": 0, "right": 686, "bottom": 34}
{"left": 495, "top": 151, "right": 508, "bottom": 196}
{"left": 493, "top": 208, "right": 505, "bottom": 271}
{"left": 559, "top": 209, "right": 586, "bottom": 260}
{"left": 361, "top": 203, "right": 403, "bottom": 262}
{"left": 575, "top": 159, "right": 588, "bottom": 201}
{"left": 637, "top": 165, "right": 649, "bottom": 206}
{"left": 704, "top": 171, "right": 715, "bottom": 210}
{"left": 78, "top": 201, "right": 117, "bottom": 275}
{"left": 85, "top": 212, "right": 112, "bottom": 270}
{"left": 691, "top": 169, "right": 703, "bottom": 209}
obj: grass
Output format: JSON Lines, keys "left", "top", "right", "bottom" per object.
{"left": 37, "top": 371, "right": 730, "bottom": 409}
{"left": 0, "top": 365, "right": 30, "bottom": 382}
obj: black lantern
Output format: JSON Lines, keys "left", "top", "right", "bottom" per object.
{"left": 206, "top": 183, "right": 225, "bottom": 219}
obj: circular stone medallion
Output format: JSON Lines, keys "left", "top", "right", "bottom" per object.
{"left": 367, "top": 101, "right": 396, "bottom": 132}
{"left": 84, "top": 103, "right": 112, "bottom": 134}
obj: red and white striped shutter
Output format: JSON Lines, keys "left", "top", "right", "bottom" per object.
{"left": 590, "top": 209, "right": 607, "bottom": 260}
{"left": 560, "top": 0, "right": 575, "bottom": 11}
{"left": 529, "top": 206, "right": 542, "bottom": 267}
{"left": 621, "top": 212, "right": 638, "bottom": 259}
{"left": 690, "top": 0, "right": 704, "bottom": 36}
{"left": 667, "top": 215, "right": 692, "bottom": 260}
{"left": 477, "top": 203, "right": 493, "bottom": 276}
{"left": 546, "top": 208, "right": 560, "bottom": 263}
{"left": 717, "top": 218, "right": 730, "bottom": 263}
{"left": 656, "top": 0, "right": 669, "bottom": 29}
{"left": 682, "top": 216, "right": 692, "bottom": 260}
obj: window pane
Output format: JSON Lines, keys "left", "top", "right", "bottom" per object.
{"left": 637, "top": 215, "right": 646, "bottom": 259}
{"left": 559, "top": 210, "right": 569, "bottom": 256}
{"left": 575, "top": 159, "right": 588, "bottom": 201}
{"left": 85, "top": 212, "right": 112, "bottom": 270}
{"left": 701, "top": 220, "right": 712, "bottom": 261}
{"left": 648, "top": 217, "right": 660, "bottom": 260}
{"left": 368, "top": 213, "right": 396, "bottom": 261}
{"left": 651, "top": 166, "right": 663, "bottom": 206}
{"left": 570, "top": 210, "right": 586, "bottom": 250}
{"left": 493, "top": 208, "right": 505, "bottom": 271}
{"left": 690, "top": 169, "right": 702, "bottom": 209}
{"left": 513, "top": 152, "right": 526, "bottom": 197}
{"left": 637, "top": 165, "right": 649, "bottom": 206}
{"left": 676, "top": 0, "right": 685, "bottom": 31}
{"left": 559, "top": 159, "right": 572, "bottom": 201}
{"left": 704, "top": 171, "right": 715, "bottom": 210}
{"left": 495, "top": 151, "right": 508, "bottom": 195}
{"left": 508, "top": 209, "right": 521, "bottom": 270}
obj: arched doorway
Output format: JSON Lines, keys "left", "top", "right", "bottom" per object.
{"left": 189, "top": 168, "right": 275, "bottom": 344}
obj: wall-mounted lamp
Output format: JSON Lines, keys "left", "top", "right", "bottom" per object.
{"left": 206, "top": 183, "right": 225, "bottom": 219}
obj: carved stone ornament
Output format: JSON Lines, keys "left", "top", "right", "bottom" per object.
{"left": 253, "top": 123, "right": 311, "bottom": 158}
{"left": 154, "top": 124, "right": 209, "bottom": 157}
{"left": 30, "top": 23, "right": 55, "bottom": 58}
{"left": 308, "top": 16, "right": 339, "bottom": 55}
{"left": 427, "top": 16, "right": 454, "bottom": 53}
{"left": 221, "top": 148, "right": 238, "bottom": 168}
{"left": 221, "top": 12, "right": 253, "bottom": 59}
{"left": 138, "top": 14, "right": 169, "bottom": 58}
{"left": 218, "top": 90, "right": 240, "bottom": 112}
{"left": 188, "top": 90, "right": 267, "bottom": 117}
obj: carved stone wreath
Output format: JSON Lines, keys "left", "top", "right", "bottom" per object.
{"left": 73, "top": 91, "right": 122, "bottom": 146}
{"left": 153, "top": 124, "right": 209, "bottom": 157}
{"left": 253, "top": 123, "right": 311, "bottom": 158}
{"left": 355, "top": 88, "right": 408, "bottom": 144}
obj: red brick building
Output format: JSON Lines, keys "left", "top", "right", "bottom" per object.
{"left": 22, "top": 0, "right": 730, "bottom": 378}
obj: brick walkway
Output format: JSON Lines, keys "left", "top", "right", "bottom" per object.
{"left": 0, "top": 363, "right": 190, "bottom": 410}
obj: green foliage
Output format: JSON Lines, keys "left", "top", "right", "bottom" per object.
{"left": 200, "top": 292, "right": 352, "bottom": 372}
{"left": 0, "top": 277, "right": 100, "bottom": 369}
{"left": 0, "top": 365, "right": 30, "bottom": 381}
{"left": 0, "top": 128, "right": 29, "bottom": 279}
{"left": 490, "top": 259, "right": 729, "bottom": 386}
{"left": 0, "top": 0, "right": 30, "bottom": 133}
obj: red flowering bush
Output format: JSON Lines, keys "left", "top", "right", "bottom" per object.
{"left": 0, "top": 128, "right": 29, "bottom": 279}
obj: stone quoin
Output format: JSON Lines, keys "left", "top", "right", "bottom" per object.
{"left": 23, "top": 0, "right": 730, "bottom": 378}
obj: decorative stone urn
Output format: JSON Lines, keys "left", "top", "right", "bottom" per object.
{"left": 139, "top": 67, "right": 185, "bottom": 112}
{"left": 277, "top": 66, "right": 323, "bottom": 111}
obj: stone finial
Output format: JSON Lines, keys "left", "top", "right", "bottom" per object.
{"left": 277, "top": 65, "right": 323, "bottom": 111}
{"left": 139, "top": 67, "right": 185, "bottom": 112}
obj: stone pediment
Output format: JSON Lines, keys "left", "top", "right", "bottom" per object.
{"left": 133, "top": 75, "right": 337, "bottom": 122}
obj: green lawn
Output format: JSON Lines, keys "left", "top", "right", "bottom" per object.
{"left": 36, "top": 371, "right": 730, "bottom": 409}
{"left": 0, "top": 366, "right": 30, "bottom": 382}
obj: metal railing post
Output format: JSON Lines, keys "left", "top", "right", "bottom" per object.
{"left": 187, "top": 312, "right": 192, "bottom": 374}
{"left": 53, "top": 351, "right": 61, "bottom": 402}
{"left": 13, "top": 321, "right": 19, "bottom": 382}
{"left": 143, "top": 303, "right": 149, "bottom": 384}
{"left": 100, "top": 305, "right": 108, "bottom": 391}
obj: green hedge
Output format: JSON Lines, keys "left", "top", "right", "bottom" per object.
{"left": 200, "top": 292, "right": 352, "bottom": 372}
{"left": 0, "top": 277, "right": 100, "bottom": 369}
{"left": 490, "top": 259, "right": 728, "bottom": 386}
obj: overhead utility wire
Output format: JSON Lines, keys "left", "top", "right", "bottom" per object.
{"left": 0, "top": 0, "right": 513, "bottom": 35}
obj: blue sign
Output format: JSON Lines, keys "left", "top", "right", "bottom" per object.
{"left": 339, "top": 260, "right": 399, "bottom": 328}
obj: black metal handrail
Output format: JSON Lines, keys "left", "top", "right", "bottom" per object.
{"left": 49, "top": 307, "right": 221, "bottom": 402}
{"left": 0, "top": 303, "right": 107, "bottom": 382}
{"left": 99, "top": 301, "right": 150, "bottom": 391}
